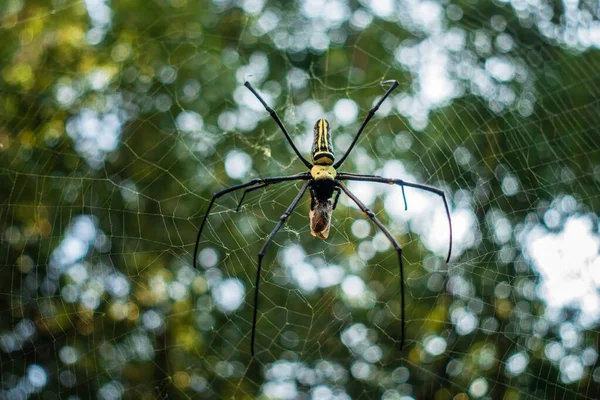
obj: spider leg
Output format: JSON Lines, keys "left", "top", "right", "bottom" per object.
{"left": 335, "top": 181, "right": 405, "bottom": 351}
{"left": 332, "top": 187, "right": 341, "bottom": 210}
{"left": 337, "top": 172, "right": 452, "bottom": 263}
{"left": 244, "top": 82, "right": 313, "bottom": 169}
{"left": 193, "top": 173, "right": 310, "bottom": 270}
{"left": 333, "top": 80, "right": 400, "bottom": 169}
{"left": 235, "top": 180, "right": 289, "bottom": 212}
{"left": 251, "top": 181, "right": 311, "bottom": 357}
{"left": 309, "top": 186, "right": 316, "bottom": 210}
{"left": 235, "top": 186, "right": 262, "bottom": 212}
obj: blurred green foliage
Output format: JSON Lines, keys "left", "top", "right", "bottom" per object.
{"left": 1, "top": 0, "right": 599, "bottom": 399}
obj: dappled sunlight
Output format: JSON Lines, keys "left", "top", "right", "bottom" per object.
{"left": 521, "top": 205, "right": 600, "bottom": 323}
{"left": 1, "top": 0, "right": 599, "bottom": 398}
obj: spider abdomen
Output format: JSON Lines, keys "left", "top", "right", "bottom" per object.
{"left": 312, "top": 119, "right": 334, "bottom": 165}
{"left": 310, "top": 199, "right": 332, "bottom": 239}
{"left": 309, "top": 179, "right": 336, "bottom": 240}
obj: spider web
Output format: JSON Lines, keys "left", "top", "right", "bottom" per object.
{"left": 1, "top": 0, "right": 600, "bottom": 399}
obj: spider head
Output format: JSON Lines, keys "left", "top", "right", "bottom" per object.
{"left": 311, "top": 119, "right": 335, "bottom": 165}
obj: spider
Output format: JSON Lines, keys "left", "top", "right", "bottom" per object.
{"left": 193, "top": 80, "right": 452, "bottom": 356}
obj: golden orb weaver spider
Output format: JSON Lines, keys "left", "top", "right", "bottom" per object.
{"left": 193, "top": 80, "right": 453, "bottom": 357}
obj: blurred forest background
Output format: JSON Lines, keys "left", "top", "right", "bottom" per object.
{"left": 1, "top": 0, "right": 600, "bottom": 399}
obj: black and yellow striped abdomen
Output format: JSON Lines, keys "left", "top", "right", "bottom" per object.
{"left": 311, "top": 119, "right": 334, "bottom": 165}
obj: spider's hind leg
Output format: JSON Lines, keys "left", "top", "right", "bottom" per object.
{"left": 251, "top": 181, "right": 310, "bottom": 357}
{"left": 335, "top": 181, "right": 406, "bottom": 351}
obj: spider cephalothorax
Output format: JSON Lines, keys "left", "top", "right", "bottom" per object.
{"left": 193, "top": 80, "right": 453, "bottom": 357}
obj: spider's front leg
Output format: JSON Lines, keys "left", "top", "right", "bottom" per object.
{"left": 334, "top": 80, "right": 400, "bottom": 169}
{"left": 244, "top": 81, "right": 313, "bottom": 169}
